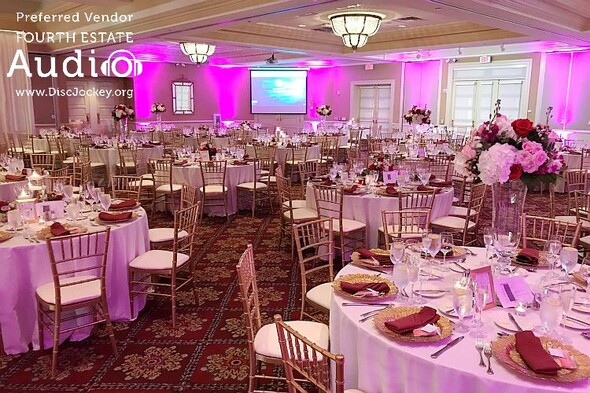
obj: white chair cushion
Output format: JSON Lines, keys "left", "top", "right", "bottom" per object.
{"left": 116, "top": 161, "right": 135, "bottom": 167}
{"left": 36, "top": 275, "right": 100, "bottom": 306}
{"left": 260, "top": 175, "right": 276, "bottom": 183}
{"left": 325, "top": 218, "right": 366, "bottom": 233}
{"left": 306, "top": 283, "right": 332, "bottom": 310}
{"left": 62, "top": 157, "right": 75, "bottom": 164}
{"left": 237, "top": 182, "right": 268, "bottom": 190}
{"left": 555, "top": 215, "right": 590, "bottom": 230}
{"left": 260, "top": 169, "right": 270, "bottom": 175}
{"left": 448, "top": 206, "right": 474, "bottom": 217}
{"left": 199, "top": 184, "right": 227, "bottom": 194}
{"left": 90, "top": 162, "right": 106, "bottom": 168}
{"left": 345, "top": 390, "right": 365, "bottom": 393}
{"left": 284, "top": 208, "right": 317, "bottom": 221}
{"left": 149, "top": 228, "right": 189, "bottom": 243}
{"left": 254, "top": 320, "right": 329, "bottom": 359}
{"left": 156, "top": 183, "right": 183, "bottom": 193}
{"left": 283, "top": 200, "right": 307, "bottom": 209}
{"left": 130, "top": 179, "right": 154, "bottom": 187}
{"left": 431, "top": 216, "right": 476, "bottom": 230}
{"left": 378, "top": 225, "right": 422, "bottom": 238}
{"left": 580, "top": 234, "right": 590, "bottom": 246}
{"left": 129, "top": 249, "right": 190, "bottom": 270}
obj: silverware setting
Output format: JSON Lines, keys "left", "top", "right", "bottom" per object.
{"left": 430, "top": 335, "right": 464, "bottom": 359}
{"left": 464, "top": 248, "right": 476, "bottom": 256}
{"left": 484, "top": 343, "right": 494, "bottom": 374}
{"left": 342, "top": 302, "right": 389, "bottom": 307}
{"left": 358, "top": 308, "right": 386, "bottom": 322}
{"left": 508, "top": 313, "right": 524, "bottom": 332}
{"left": 565, "top": 315, "right": 590, "bottom": 327}
{"left": 475, "top": 339, "right": 486, "bottom": 367}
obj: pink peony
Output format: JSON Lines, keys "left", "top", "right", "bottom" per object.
{"left": 461, "top": 144, "right": 477, "bottom": 160}
{"left": 494, "top": 114, "right": 512, "bottom": 133}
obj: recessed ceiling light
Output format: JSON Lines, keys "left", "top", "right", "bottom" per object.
{"left": 398, "top": 24, "right": 407, "bottom": 28}
{"left": 346, "top": 3, "right": 362, "bottom": 8}
{"left": 298, "top": 24, "right": 307, "bottom": 28}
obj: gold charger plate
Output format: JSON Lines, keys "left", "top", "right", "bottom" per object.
{"left": 0, "top": 230, "right": 12, "bottom": 243}
{"left": 108, "top": 201, "right": 142, "bottom": 211}
{"left": 350, "top": 250, "right": 392, "bottom": 268}
{"left": 572, "top": 270, "right": 588, "bottom": 287}
{"left": 96, "top": 212, "right": 139, "bottom": 225}
{"left": 36, "top": 223, "right": 88, "bottom": 240}
{"left": 332, "top": 273, "right": 398, "bottom": 301}
{"left": 375, "top": 188, "right": 400, "bottom": 198}
{"left": 491, "top": 335, "right": 590, "bottom": 383}
{"left": 373, "top": 306, "right": 453, "bottom": 343}
{"left": 409, "top": 244, "right": 467, "bottom": 260}
{"left": 511, "top": 249, "right": 550, "bottom": 268}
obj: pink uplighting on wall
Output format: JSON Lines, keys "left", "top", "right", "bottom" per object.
{"left": 133, "top": 61, "right": 167, "bottom": 119}
{"left": 307, "top": 67, "right": 334, "bottom": 119}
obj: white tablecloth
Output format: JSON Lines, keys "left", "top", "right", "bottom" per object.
{"left": 245, "top": 145, "right": 321, "bottom": 169}
{"left": 331, "top": 247, "right": 590, "bottom": 393}
{"left": 0, "top": 180, "right": 28, "bottom": 201}
{"left": 89, "top": 146, "right": 164, "bottom": 180}
{"left": 305, "top": 184, "right": 454, "bottom": 247}
{"left": 172, "top": 162, "right": 254, "bottom": 216}
{"left": 0, "top": 211, "right": 150, "bottom": 354}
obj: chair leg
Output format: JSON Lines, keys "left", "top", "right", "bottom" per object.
{"left": 129, "top": 270, "right": 135, "bottom": 319}
{"left": 101, "top": 300, "right": 118, "bottom": 356}
{"left": 51, "top": 310, "right": 61, "bottom": 378}
{"left": 171, "top": 278, "right": 177, "bottom": 330}
{"left": 37, "top": 303, "right": 45, "bottom": 351}
{"left": 191, "top": 261, "right": 199, "bottom": 306}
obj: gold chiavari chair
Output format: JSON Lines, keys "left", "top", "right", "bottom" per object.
{"left": 274, "top": 315, "right": 362, "bottom": 393}
{"left": 431, "top": 182, "right": 487, "bottom": 246}
{"left": 129, "top": 202, "right": 200, "bottom": 328}
{"left": 552, "top": 190, "right": 590, "bottom": 234}
{"left": 429, "top": 161, "right": 453, "bottom": 182}
{"left": 111, "top": 175, "right": 142, "bottom": 201}
{"left": 580, "top": 148, "right": 590, "bottom": 171}
{"left": 276, "top": 172, "right": 318, "bottom": 252}
{"left": 29, "top": 153, "right": 55, "bottom": 173}
{"left": 293, "top": 218, "right": 334, "bottom": 321}
{"left": 36, "top": 228, "right": 117, "bottom": 377}
{"left": 116, "top": 144, "right": 138, "bottom": 175}
{"left": 44, "top": 174, "right": 72, "bottom": 194}
{"left": 236, "top": 245, "right": 329, "bottom": 393}
{"left": 381, "top": 209, "right": 431, "bottom": 248}
{"left": 151, "top": 158, "right": 183, "bottom": 214}
{"left": 522, "top": 214, "right": 582, "bottom": 249}
{"left": 45, "top": 135, "right": 65, "bottom": 168}
{"left": 285, "top": 146, "right": 308, "bottom": 183}
{"left": 564, "top": 170, "right": 588, "bottom": 214}
{"left": 17, "top": 134, "right": 36, "bottom": 156}
{"left": 254, "top": 145, "right": 277, "bottom": 177}
{"left": 72, "top": 159, "right": 92, "bottom": 191}
{"left": 149, "top": 187, "right": 198, "bottom": 250}
{"left": 199, "top": 160, "right": 228, "bottom": 221}
{"left": 237, "top": 159, "right": 274, "bottom": 217}
{"left": 313, "top": 184, "right": 366, "bottom": 262}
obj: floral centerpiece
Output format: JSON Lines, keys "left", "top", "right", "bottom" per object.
{"left": 404, "top": 105, "right": 431, "bottom": 125}
{"left": 454, "top": 101, "right": 563, "bottom": 188}
{"left": 361, "top": 155, "right": 395, "bottom": 182}
{"left": 199, "top": 142, "right": 217, "bottom": 159}
{"left": 112, "top": 104, "right": 135, "bottom": 121}
{"left": 240, "top": 121, "right": 252, "bottom": 131}
{"left": 0, "top": 200, "right": 16, "bottom": 222}
{"left": 150, "top": 103, "right": 166, "bottom": 113}
{"left": 59, "top": 125, "right": 71, "bottom": 133}
{"left": 316, "top": 105, "right": 332, "bottom": 116}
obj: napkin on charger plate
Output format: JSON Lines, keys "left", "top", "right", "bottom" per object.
{"left": 342, "top": 185, "right": 358, "bottom": 195}
{"left": 50, "top": 222, "right": 70, "bottom": 237}
{"left": 98, "top": 211, "right": 133, "bottom": 222}
{"left": 516, "top": 248, "right": 539, "bottom": 265}
{"left": 385, "top": 186, "right": 399, "bottom": 196}
{"left": 110, "top": 199, "right": 137, "bottom": 210}
{"left": 357, "top": 248, "right": 391, "bottom": 264}
{"left": 515, "top": 331, "right": 562, "bottom": 375}
{"left": 4, "top": 174, "right": 26, "bottom": 181}
{"left": 340, "top": 281, "right": 390, "bottom": 297}
{"left": 385, "top": 306, "right": 440, "bottom": 335}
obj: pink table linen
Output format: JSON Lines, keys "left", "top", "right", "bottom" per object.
{"left": 330, "top": 247, "right": 590, "bottom": 393}
{"left": 0, "top": 211, "right": 149, "bottom": 354}
{"left": 0, "top": 179, "right": 28, "bottom": 201}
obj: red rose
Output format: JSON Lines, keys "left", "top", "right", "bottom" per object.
{"left": 368, "top": 163, "right": 376, "bottom": 170}
{"left": 511, "top": 119, "right": 534, "bottom": 138}
{"left": 509, "top": 164, "right": 523, "bottom": 180}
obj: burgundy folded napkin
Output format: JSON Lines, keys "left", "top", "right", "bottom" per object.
{"left": 243, "top": 154, "right": 250, "bottom": 159}
{"left": 110, "top": 199, "right": 136, "bottom": 210}
{"left": 321, "top": 180, "right": 334, "bottom": 186}
{"left": 340, "top": 281, "right": 390, "bottom": 295}
{"left": 429, "top": 180, "right": 453, "bottom": 187}
{"left": 142, "top": 143, "right": 154, "bottom": 148}
{"left": 46, "top": 193, "right": 64, "bottom": 201}
{"left": 417, "top": 185, "right": 439, "bottom": 193}
{"left": 232, "top": 160, "right": 248, "bottom": 165}
{"left": 98, "top": 211, "right": 133, "bottom": 222}
{"left": 50, "top": 222, "right": 70, "bottom": 237}
{"left": 429, "top": 174, "right": 436, "bottom": 180}
{"left": 385, "top": 306, "right": 440, "bottom": 335}
{"left": 150, "top": 141, "right": 162, "bottom": 145}
{"left": 516, "top": 248, "right": 540, "bottom": 265}
{"left": 357, "top": 248, "right": 391, "bottom": 263}
{"left": 515, "top": 331, "right": 561, "bottom": 375}
{"left": 385, "top": 186, "right": 399, "bottom": 196}
{"left": 5, "top": 174, "right": 26, "bottom": 181}
{"left": 173, "top": 160, "right": 188, "bottom": 166}
{"left": 342, "top": 185, "right": 358, "bottom": 195}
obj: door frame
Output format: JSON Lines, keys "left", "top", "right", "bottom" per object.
{"left": 350, "top": 79, "right": 395, "bottom": 128}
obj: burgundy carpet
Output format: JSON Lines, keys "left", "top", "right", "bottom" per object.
{"left": 0, "top": 190, "right": 568, "bottom": 392}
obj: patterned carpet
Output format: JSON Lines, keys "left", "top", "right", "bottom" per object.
{"left": 0, "top": 190, "right": 567, "bottom": 392}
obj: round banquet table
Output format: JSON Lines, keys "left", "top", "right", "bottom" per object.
{"left": 0, "top": 210, "right": 150, "bottom": 354}
{"left": 89, "top": 145, "right": 164, "bottom": 179}
{"left": 331, "top": 247, "right": 590, "bottom": 393}
{"left": 171, "top": 161, "right": 254, "bottom": 216}
{"left": 0, "top": 179, "right": 28, "bottom": 201}
{"left": 305, "top": 184, "right": 454, "bottom": 248}
{"left": 212, "top": 136, "right": 231, "bottom": 148}
{"left": 245, "top": 145, "right": 321, "bottom": 169}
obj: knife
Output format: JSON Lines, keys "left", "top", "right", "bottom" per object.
{"left": 430, "top": 336, "right": 464, "bottom": 359}
{"left": 508, "top": 313, "right": 524, "bottom": 331}
{"left": 453, "top": 262, "right": 467, "bottom": 272}
{"left": 565, "top": 315, "right": 590, "bottom": 327}
{"left": 342, "top": 302, "right": 389, "bottom": 307}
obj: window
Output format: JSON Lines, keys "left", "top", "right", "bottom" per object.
{"left": 356, "top": 84, "right": 392, "bottom": 129}
{"left": 172, "top": 80, "right": 194, "bottom": 114}
{"left": 447, "top": 61, "right": 530, "bottom": 127}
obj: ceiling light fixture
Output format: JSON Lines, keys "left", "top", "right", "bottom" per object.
{"left": 398, "top": 24, "right": 407, "bottom": 28}
{"left": 180, "top": 42, "right": 216, "bottom": 64}
{"left": 328, "top": 11, "right": 385, "bottom": 50}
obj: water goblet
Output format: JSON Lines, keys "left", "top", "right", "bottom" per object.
{"left": 470, "top": 280, "right": 489, "bottom": 336}
{"left": 483, "top": 227, "right": 494, "bottom": 262}
{"left": 439, "top": 232, "right": 454, "bottom": 270}
{"left": 392, "top": 263, "right": 409, "bottom": 303}
{"left": 98, "top": 192, "right": 112, "bottom": 211}
{"left": 6, "top": 210, "right": 21, "bottom": 232}
{"left": 560, "top": 246, "right": 578, "bottom": 280}
{"left": 390, "top": 239, "right": 405, "bottom": 265}
{"left": 406, "top": 262, "right": 420, "bottom": 305}
{"left": 539, "top": 290, "right": 564, "bottom": 335}
{"left": 427, "top": 233, "right": 442, "bottom": 270}
{"left": 418, "top": 171, "right": 431, "bottom": 186}
{"left": 559, "top": 284, "right": 576, "bottom": 343}
{"left": 452, "top": 284, "right": 473, "bottom": 333}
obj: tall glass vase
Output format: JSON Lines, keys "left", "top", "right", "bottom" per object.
{"left": 156, "top": 113, "right": 162, "bottom": 130}
{"left": 122, "top": 117, "right": 128, "bottom": 134}
{"left": 491, "top": 179, "right": 528, "bottom": 274}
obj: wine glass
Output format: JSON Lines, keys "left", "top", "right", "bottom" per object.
{"left": 439, "top": 232, "right": 453, "bottom": 270}
{"left": 560, "top": 247, "right": 578, "bottom": 280}
{"left": 406, "top": 262, "right": 420, "bottom": 305}
{"left": 421, "top": 230, "right": 433, "bottom": 273}
{"left": 390, "top": 239, "right": 405, "bottom": 265}
{"left": 6, "top": 210, "right": 21, "bottom": 232}
{"left": 559, "top": 284, "right": 576, "bottom": 343}
{"left": 493, "top": 229, "right": 519, "bottom": 275}
{"left": 392, "top": 263, "right": 409, "bottom": 304}
{"left": 452, "top": 284, "right": 473, "bottom": 333}
{"left": 427, "top": 233, "right": 442, "bottom": 270}
{"left": 539, "top": 290, "right": 564, "bottom": 335}
{"left": 98, "top": 192, "right": 111, "bottom": 211}
{"left": 417, "top": 171, "right": 432, "bottom": 186}
{"left": 483, "top": 227, "right": 494, "bottom": 262}
{"left": 470, "top": 280, "right": 489, "bottom": 337}
{"left": 62, "top": 185, "right": 74, "bottom": 204}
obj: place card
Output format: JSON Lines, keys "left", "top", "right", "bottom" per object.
{"left": 470, "top": 266, "right": 497, "bottom": 310}
{"left": 494, "top": 275, "right": 534, "bottom": 309}
{"left": 35, "top": 201, "right": 65, "bottom": 219}
{"left": 382, "top": 170, "right": 399, "bottom": 184}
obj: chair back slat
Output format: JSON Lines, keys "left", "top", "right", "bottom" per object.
{"left": 111, "top": 175, "right": 142, "bottom": 200}
{"left": 236, "top": 245, "right": 262, "bottom": 343}
{"left": 522, "top": 214, "right": 582, "bottom": 249}
{"left": 173, "top": 202, "right": 201, "bottom": 263}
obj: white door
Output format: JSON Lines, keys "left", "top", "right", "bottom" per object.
{"left": 66, "top": 79, "right": 127, "bottom": 131}
{"left": 357, "top": 85, "right": 391, "bottom": 130}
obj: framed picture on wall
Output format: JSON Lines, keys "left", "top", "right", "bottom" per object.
{"left": 172, "top": 80, "right": 194, "bottom": 114}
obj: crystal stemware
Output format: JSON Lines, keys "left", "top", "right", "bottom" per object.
{"left": 452, "top": 284, "right": 473, "bottom": 333}
{"left": 439, "top": 232, "right": 454, "bottom": 270}
{"left": 539, "top": 290, "right": 563, "bottom": 335}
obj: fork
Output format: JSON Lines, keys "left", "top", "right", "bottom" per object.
{"left": 475, "top": 339, "right": 486, "bottom": 367}
{"left": 484, "top": 344, "right": 494, "bottom": 374}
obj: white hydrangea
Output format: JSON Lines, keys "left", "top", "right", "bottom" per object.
{"left": 477, "top": 143, "right": 518, "bottom": 185}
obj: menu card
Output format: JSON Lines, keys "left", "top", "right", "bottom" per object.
{"left": 494, "top": 275, "right": 534, "bottom": 308}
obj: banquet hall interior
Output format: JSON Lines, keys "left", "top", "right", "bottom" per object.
{"left": 1, "top": 0, "right": 590, "bottom": 392}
